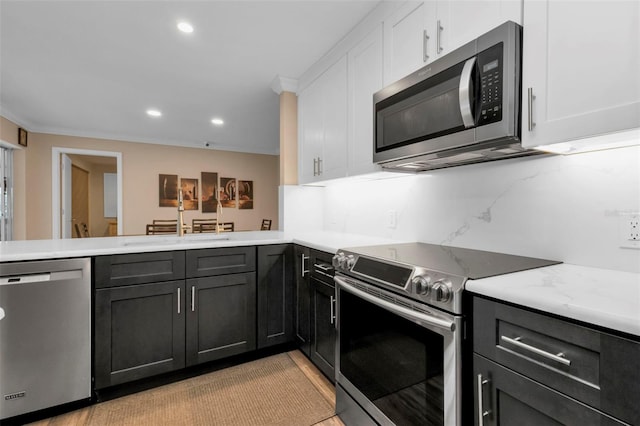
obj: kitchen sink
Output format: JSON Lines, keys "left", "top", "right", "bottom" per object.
{"left": 123, "top": 235, "right": 229, "bottom": 246}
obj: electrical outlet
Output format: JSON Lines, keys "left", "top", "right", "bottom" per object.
{"left": 620, "top": 214, "right": 640, "bottom": 249}
{"left": 386, "top": 210, "right": 397, "bottom": 229}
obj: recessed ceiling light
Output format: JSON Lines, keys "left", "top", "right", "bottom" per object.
{"left": 146, "top": 109, "right": 162, "bottom": 117}
{"left": 211, "top": 118, "right": 224, "bottom": 126}
{"left": 177, "top": 21, "right": 194, "bottom": 33}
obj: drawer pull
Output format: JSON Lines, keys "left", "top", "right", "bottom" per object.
{"left": 477, "top": 374, "right": 491, "bottom": 426}
{"left": 501, "top": 335, "right": 571, "bottom": 366}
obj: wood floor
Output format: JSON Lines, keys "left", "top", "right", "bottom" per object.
{"left": 29, "top": 350, "right": 344, "bottom": 426}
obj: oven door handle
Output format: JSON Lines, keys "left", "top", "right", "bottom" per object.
{"left": 335, "top": 276, "right": 456, "bottom": 332}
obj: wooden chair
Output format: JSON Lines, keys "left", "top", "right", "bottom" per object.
{"left": 153, "top": 219, "right": 177, "bottom": 225}
{"left": 192, "top": 219, "right": 217, "bottom": 233}
{"left": 260, "top": 219, "right": 272, "bottom": 231}
{"left": 219, "top": 222, "right": 234, "bottom": 232}
{"left": 74, "top": 223, "right": 83, "bottom": 238}
{"left": 79, "top": 222, "right": 90, "bottom": 237}
{"left": 146, "top": 223, "right": 177, "bottom": 235}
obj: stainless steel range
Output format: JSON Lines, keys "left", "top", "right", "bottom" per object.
{"left": 332, "top": 242, "right": 559, "bottom": 426}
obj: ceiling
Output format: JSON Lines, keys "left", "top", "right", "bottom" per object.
{"left": 0, "top": 0, "right": 380, "bottom": 155}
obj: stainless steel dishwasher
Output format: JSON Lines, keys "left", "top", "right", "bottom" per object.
{"left": 0, "top": 258, "right": 91, "bottom": 420}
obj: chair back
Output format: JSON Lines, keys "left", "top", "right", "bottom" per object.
{"left": 192, "top": 219, "right": 217, "bottom": 233}
{"left": 260, "top": 219, "right": 272, "bottom": 231}
{"left": 146, "top": 223, "right": 177, "bottom": 235}
{"left": 219, "top": 222, "right": 234, "bottom": 232}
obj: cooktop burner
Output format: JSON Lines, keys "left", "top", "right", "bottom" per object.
{"left": 333, "top": 242, "right": 560, "bottom": 314}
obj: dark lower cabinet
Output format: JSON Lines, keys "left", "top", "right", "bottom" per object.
{"left": 293, "top": 245, "right": 311, "bottom": 356}
{"left": 473, "top": 296, "right": 639, "bottom": 425}
{"left": 257, "top": 244, "right": 294, "bottom": 349}
{"left": 310, "top": 277, "right": 336, "bottom": 381}
{"left": 186, "top": 272, "right": 256, "bottom": 365}
{"left": 474, "top": 355, "right": 625, "bottom": 426}
{"left": 94, "top": 280, "right": 185, "bottom": 389}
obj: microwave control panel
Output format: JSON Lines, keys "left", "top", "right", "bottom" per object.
{"left": 477, "top": 43, "right": 503, "bottom": 126}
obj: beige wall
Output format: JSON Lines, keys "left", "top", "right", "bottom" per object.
{"left": 0, "top": 116, "right": 27, "bottom": 240}
{"left": 18, "top": 130, "right": 279, "bottom": 239}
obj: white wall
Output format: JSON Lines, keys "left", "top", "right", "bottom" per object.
{"left": 285, "top": 145, "right": 640, "bottom": 273}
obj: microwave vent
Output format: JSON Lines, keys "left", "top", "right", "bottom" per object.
{"left": 381, "top": 140, "right": 547, "bottom": 172}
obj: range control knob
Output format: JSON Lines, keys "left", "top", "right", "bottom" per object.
{"left": 412, "top": 275, "right": 431, "bottom": 295}
{"left": 432, "top": 280, "right": 452, "bottom": 302}
{"left": 332, "top": 253, "right": 343, "bottom": 269}
{"left": 346, "top": 255, "right": 356, "bottom": 269}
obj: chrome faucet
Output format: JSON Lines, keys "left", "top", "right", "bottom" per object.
{"left": 177, "top": 190, "right": 185, "bottom": 237}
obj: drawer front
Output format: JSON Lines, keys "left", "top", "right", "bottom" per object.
{"left": 474, "top": 297, "right": 640, "bottom": 425}
{"left": 95, "top": 251, "right": 185, "bottom": 288}
{"left": 186, "top": 246, "right": 255, "bottom": 278}
{"left": 474, "top": 355, "right": 626, "bottom": 426}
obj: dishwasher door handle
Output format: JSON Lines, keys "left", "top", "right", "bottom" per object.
{"left": 0, "top": 273, "right": 51, "bottom": 285}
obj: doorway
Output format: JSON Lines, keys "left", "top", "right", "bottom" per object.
{"left": 71, "top": 165, "right": 89, "bottom": 238}
{"left": 52, "top": 147, "right": 122, "bottom": 239}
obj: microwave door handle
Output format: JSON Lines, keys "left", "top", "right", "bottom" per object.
{"left": 459, "top": 57, "right": 477, "bottom": 128}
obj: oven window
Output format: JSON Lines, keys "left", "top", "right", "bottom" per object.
{"left": 340, "top": 290, "right": 444, "bottom": 425}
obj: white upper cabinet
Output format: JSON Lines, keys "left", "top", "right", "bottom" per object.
{"left": 298, "top": 56, "right": 348, "bottom": 184}
{"left": 348, "top": 24, "right": 384, "bottom": 176}
{"left": 383, "top": 1, "right": 434, "bottom": 85}
{"left": 435, "top": 0, "right": 522, "bottom": 56}
{"left": 521, "top": 0, "right": 640, "bottom": 149}
{"left": 383, "top": 1, "right": 522, "bottom": 86}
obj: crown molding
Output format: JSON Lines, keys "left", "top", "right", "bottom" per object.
{"left": 271, "top": 75, "right": 299, "bottom": 95}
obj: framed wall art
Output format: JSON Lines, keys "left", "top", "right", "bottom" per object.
{"left": 238, "top": 180, "right": 253, "bottom": 210}
{"left": 180, "top": 178, "right": 199, "bottom": 210}
{"left": 220, "top": 177, "right": 236, "bottom": 208}
{"left": 159, "top": 174, "right": 178, "bottom": 207}
{"left": 18, "top": 128, "right": 28, "bottom": 147}
{"left": 201, "top": 172, "right": 218, "bottom": 213}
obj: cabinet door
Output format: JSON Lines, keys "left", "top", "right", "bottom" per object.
{"left": 94, "top": 251, "right": 185, "bottom": 288}
{"left": 384, "top": 1, "right": 434, "bottom": 85}
{"left": 293, "top": 245, "right": 311, "bottom": 356}
{"left": 94, "top": 281, "right": 185, "bottom": 388}
{"left": 348, "top": 23, "right": 384, "bottom": 176}
{"left": 186, "top": 246, "right": 255, "bottom": 278}
{"left": 320, "top": 55, "right": 348, "bottom": 181}
{"left": 521, "top": 0, "right": 640, "bottom": 148}
{"left": 185, "top": 273, "right": 256, "bottom": 366}
{"left": 310, "top": 277, "right": 336, "bottom": 382}
{"left": 298, "top": 77, "right": 324, "bottom": 183}
{"left": 257, "top": 244, "right": 294, "bottom": 349}
{"left": 435, "top": 0, "right": 522, "bottom": 57}
{"left": 474, "top": 355, "right": 625, "bottom": 426}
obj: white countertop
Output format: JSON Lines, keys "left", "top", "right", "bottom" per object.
{"left": 3, "top": 233, "right": 639, "bottom": 337}
{"left": 0, "top": 230, "right": 406, "bottom": 262}
{"left": 466, "top": 263, "right": 640, "bottom": 337}
{"left": 0, "top": 231, "right": 289, "bottom": 262}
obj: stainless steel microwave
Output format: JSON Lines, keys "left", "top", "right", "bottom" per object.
{"left": 374, "top": 21, "right": 542, "bottom": 172}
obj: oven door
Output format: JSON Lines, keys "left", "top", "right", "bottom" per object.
{"left": 335, "top": 275, "right": 462, "bottom": 426}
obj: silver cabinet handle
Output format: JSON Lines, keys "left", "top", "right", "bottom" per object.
{"left": 301, "top": 254, "right": 309, "bottom": 277}
{"left": 423, "top": 29, "right": 430, "bottom": 62}
{"left": 477, "top": 374, "right": 491, "bottom": 426}
{"left": 437, "top": 20, "right": 443, "bottom": 53}
{"left": 459, "top": 57, "right": 477, "bottom": 128}
{"left": 191, "top": 286, "right": 195, "bottom": 312}
{"left": 314, "top": 263, "right": 333, "bottom": 272}
{"left": 527, "top": 87, "right": 535, "bottom": 131}
{"left": 330, "top": 295, "right": 336, "bottom": 325}
{"left": 317, "top": 157, "right": 322, "bottom": 175}
{"left": 177, "top": 287, "right": 181, "bottom": 314}
{"left": 313, "top": 158, "right": 317, "bottom": 176}
{"left": 501, "top": 335, "right": 571, "bottom": 366}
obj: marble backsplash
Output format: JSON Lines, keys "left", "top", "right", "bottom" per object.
{"left": 281, "top": 145, "right": 640, "bottom": 273}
